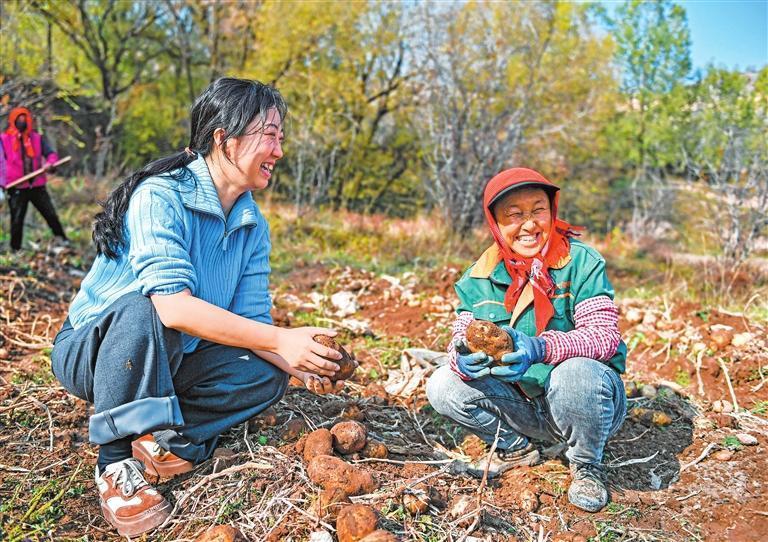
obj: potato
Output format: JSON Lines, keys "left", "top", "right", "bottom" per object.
{"left": 194, "top": 525, "right": 247, "bottom": 542}
{"left": 331, "top": 420, "right": 368, "bottom": 454}
{"left": 312, "top": 486, "right": 351, "bottom": 521}
{"left": 307, "top": 455, "right": 377, "bottom": 496}
{"left": 361, "top": 440, "right": 388, "bottom": 459}
{"left": 336, "top": 504, "right": 378, "bottom": 542}
{"left": 359, "top": 531, "right": 399, "bottom": 542}
{"left": 314, "top": 335, "right": 357, "bottom": 381}
{"left": 303, "top": 429, "right": 334, "bottom": 462}
{"left": 465, "top": 320, "right": 514, "bottom": 361}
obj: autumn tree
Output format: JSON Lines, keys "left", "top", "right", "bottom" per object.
{"left": 413, "top": 1, "right": 616, "bottom": 233}
{"left": 30, "top": 0, "right": 169, "bottom": 177}
{"left": 607, "top": 0, "right": 691, "bottom": 238}
{"left": 682, "top": 67, "right": 768, "bottom": 264}
{"left": 241, "top": 1, "right": 420, "bottom": 213}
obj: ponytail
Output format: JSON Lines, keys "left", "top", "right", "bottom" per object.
{"left": 93, "top": 151, "right": 196, "bottom": 259}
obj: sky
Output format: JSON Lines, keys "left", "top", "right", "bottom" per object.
{"left": 600, "top": 0, "right": 768, "bottom": 72}
{"left": 683, "top": 0, "right": 767, "bottom": 71}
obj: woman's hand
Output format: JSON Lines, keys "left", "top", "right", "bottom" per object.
{"left": 490, "top": 326, "right": 546, "bottom": 383}
{"left": 275, "top": 327, "right": 343, "bottom": 377}
{"left": 299, "top": 372, "right": 346, "bottom": 395}
{"left": 454, "top": 338, "right": 493, "bottom": 380}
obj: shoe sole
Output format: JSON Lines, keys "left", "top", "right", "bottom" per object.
{"left": 131, "top": 439, "right": 195, "bottom": 478}
{"left": 101, "top": 498, "right": 172, "bottom": 537}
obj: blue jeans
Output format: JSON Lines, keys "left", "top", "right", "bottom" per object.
{"left": 51, "top": 292, "right": 289, "bottom": 463}
{"left": 426, "top": 357, "right": 626, "bottom": 465}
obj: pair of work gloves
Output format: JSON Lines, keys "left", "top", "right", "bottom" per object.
{"left": 455, "top": 326, "right": 546, "bottom": 383}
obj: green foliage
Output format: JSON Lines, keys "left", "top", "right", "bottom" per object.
{"left": 751, "top": 401, "right": 768, "bottom": 416}
{"left": 606, "top": 503, "right": 641, "bottom": 519}
{"left": 721, "top": 436, "right": 742, "bottom": 451}
{"left": 1, "top": 0, "right": 762, "bottom": 264}
{"left": 674, "top": 368, "right": 691, "bottom": 387}
{"left": 681, "top": 66, "right": 768, "bottom": 262}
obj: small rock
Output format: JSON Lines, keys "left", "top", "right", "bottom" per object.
{"left": 629, "top": 407, "right": 672, "bottom": 426}
{"left": 331, "top": 421, "right": 368, "bottom": 454}
{"left": 309, "top": 531, "right": 334, "bottom": 542}
{"left": 341, "top": 403, "right": 366, "bottom": 421}
{"left": 713, "top": 449, "right": 734, "bottom": 461}
{"left": 709, "top": 325, "right": 734, "bottom": 349}
{"left": 211, "top": 448, "right": 237, "bottom": 473}
{"left": 0, "top": 348, "right": 8, "bottom": 359}
{"left": 625, "top": 381, "right": 641, "bottom": 398}
{"left": 361, "top": 440, "right": 389, "bottom": 459}
{"left": 625, "top": 308, "right": 643, "bottom": 324}
{"left": 642, "top": 311, "right": 658, "bottom": 327}
{"left": 304, "top": 429, "right": 334, "bottom": 462}
{"left": 519, "top": 489, "right": 539, "bottom": 512}
{"left": 731, "top": 332, "right": 753, "bottom": 347}
{"left": 194, "top": 525, "right": 247, "bottom": 542}
{"left": 402, "top": 484, "right": 430, "bottom": 515}
{"left": 281, "top": 418, "right": 308, "bottom": 441}
{"left": 247, "top": 406, "right": 280, "bottom": 432}
{"left": 735, "top": 433, "right": 758, "bottom": 446}
{"left": 712, "top": 400, "right": 734, "bottom": 414}
{"left": 640, "top": 384, "right": 657, "bottom": 399}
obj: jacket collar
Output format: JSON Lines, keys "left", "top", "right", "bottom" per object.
{"left": 470, "top": 244, "right": 571, "bottom": 284}
{"left": 181, "top": 155, "right": 260, "bottom": 229}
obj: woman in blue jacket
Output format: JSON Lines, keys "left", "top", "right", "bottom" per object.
{"left": 51, "top": 78, "right": 346, "bottom": 537}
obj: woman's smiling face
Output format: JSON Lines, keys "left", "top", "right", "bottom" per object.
{"left": 492, "top": 187, "right": 553, "bottom": 258}
{"left": 231, "top": 108, "right": 284, "bottom": 190}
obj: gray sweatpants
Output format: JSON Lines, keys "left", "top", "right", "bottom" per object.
{"left": 51, "top": 292, "right": 289, "bottom": 463}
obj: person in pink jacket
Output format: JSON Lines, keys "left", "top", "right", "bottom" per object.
{"left": 0, "top": 107, "right": 68, "bottom": 251}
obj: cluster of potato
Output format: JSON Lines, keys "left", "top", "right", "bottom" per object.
{"left": 296, "top": 420, "right": 397, "bottom": 542}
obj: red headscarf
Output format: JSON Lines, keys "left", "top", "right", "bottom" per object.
{"left": 6, "top": 107, "right": 35, "bottom": 158}
{"left": 483, "top": 168, "right": 581, "bottom": 334}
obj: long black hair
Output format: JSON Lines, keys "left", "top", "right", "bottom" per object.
{"left": 93, "top": 77, "right": 287, "bottom": 259}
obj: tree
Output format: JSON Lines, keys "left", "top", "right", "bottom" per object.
{"left": 31, "top": 0, "right": 168, "bottom": 177}
{"left": 413, "top": 1, "right": 616, "bottom": 234}
{"left": 243, "top": 1, "right": 419, "bottom": 213}
{"left": 608, "top": 0, "right": 691, "bottom": 238}
{"left": 682, "top": 67, "right": 768, "bottom": 264}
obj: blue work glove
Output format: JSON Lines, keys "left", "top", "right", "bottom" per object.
{"left": 489, "top": 326, "right": 546, "bottom": 383}
{"left": 454, "top": 338, "right": 493, "bottom": 380}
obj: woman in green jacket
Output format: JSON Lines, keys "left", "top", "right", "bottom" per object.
{"left": 426, "top": 167, "right": 627, "bottom": 513}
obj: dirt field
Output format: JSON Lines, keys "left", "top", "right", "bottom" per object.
{"left": 1, "top": 246, "right": 766, "bottom": 541}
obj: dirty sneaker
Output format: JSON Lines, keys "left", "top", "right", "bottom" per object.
{"left": 464, "top": 442, "right": 540, "bottom": 479}
{"left": 132, "top": 434, "right": 194, "bottom": 478}
{"left": 568, "top": 462, "right": 608, "bottom": 512}
{"left": 96, "top": 458, "right": 172, "bottom": 537}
